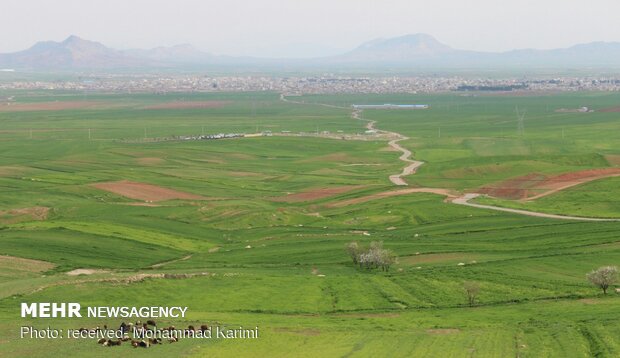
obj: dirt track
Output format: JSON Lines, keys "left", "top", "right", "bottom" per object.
{"left": 351, "top": 109, "right": 424, "bottom": 186}
{"left": 452, "top": 194, "right": 620, "bottom": 222}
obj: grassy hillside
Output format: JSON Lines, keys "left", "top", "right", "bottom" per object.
{"left": 0, "top": 91, "right": 619, "bottom": 357}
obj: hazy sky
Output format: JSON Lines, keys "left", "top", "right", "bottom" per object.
{"left": 2, "top": 0, "right": 620, "bottom": 57}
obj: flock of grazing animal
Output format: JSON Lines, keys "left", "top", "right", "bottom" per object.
{"left": 79, "top": 320, "right": 213, "bottom": 348}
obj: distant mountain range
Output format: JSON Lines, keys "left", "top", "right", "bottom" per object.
{"left": 2, "top": 34, "right": 620, "bottom": 71}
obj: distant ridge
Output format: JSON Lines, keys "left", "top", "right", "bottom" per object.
{"left": 0, "top": 36, "right": 147, "bottom": 69}
{"left": 2, "top": 34, "right": 620, "bottom": 70}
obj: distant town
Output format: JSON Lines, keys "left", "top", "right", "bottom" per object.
{"left": 1, "top": 75, "right": 620, "bottom": 94}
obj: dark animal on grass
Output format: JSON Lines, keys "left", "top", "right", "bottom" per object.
{"left": 106, "top": 339, "right": 122, "bottom": 346}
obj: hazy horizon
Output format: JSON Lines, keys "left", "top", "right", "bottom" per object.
{"left": 2, "top": 0, "right": 620, "bottom": 58}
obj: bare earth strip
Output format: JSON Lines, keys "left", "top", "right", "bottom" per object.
{"left": 65, "top": 269, "right": 110, "bottom": 276}
{"left": 92, "top": 180, "right": 206, "bottom": 202}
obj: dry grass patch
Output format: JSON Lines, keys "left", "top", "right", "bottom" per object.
{"left": 0, "top": 206, "right": 49, "bottom": 224}
{"left": 92, "top": 180, "right": 206, "bottom": 202}
{"left": 143, "top": 100, "right": 229, "bottom": 110}
{"left": 427, "top": 328, "right": 461, "bottom": 335}
{"left": 273, "top": 185, "right": 365, "bottom": 203}
{"left": 327, "top": 188, "right": 457, "bottom": 208}
{"left": 0, "top": 255, "right": 55, "bottom": 275}
{"left": 136, "top": 157, "right": 165, "bottom": 166}
{"left": 0, "top": 166, "right": 27, "bottom": 177}
{"left": 0, "top": 101, "right": 106, "bottom": 112}
{"left": 401, "top": 253, "right": 479, "bottom": 265}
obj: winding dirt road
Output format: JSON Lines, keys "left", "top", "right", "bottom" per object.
{"left": 351, "top": 109, "right": 424, "bottom": 186}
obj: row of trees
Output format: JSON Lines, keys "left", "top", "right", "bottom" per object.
{"left": 345, "top": 241, "right": 397, "bottom": 271}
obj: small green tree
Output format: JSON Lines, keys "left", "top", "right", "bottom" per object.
{"left": 587, "top": 266, "right": 619, "bottom": 294}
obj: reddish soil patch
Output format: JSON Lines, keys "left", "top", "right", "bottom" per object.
{"left": 0, "top": 207, "right": 49, "bottom": 224}
{"left": 327, "top": 188, "right": 457, "bottom": 208}
{"left": 598, "top": 107, "right": 620, "bottom": 113}
{"left": 272, "top": 186, "right": 364, "bottom": 203}
{"left": 480, "top": 173, "right": 546, "bottom": 200}
{"left": 92, "top": 180, "right": 206, "bottom": 202}
{"left": 144, "top": 101, "right": 229, "bottom": 110}
{"left": 0, "top": 101, "right": 104, "bottom": 112}
{"left": 480, "top": 168, "right": 620, "bottom": 200}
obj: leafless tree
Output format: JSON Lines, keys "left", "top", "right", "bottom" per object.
{"left": 587, "top": 266, "right": 618, "bottom": 294}
{"left": 378, "top": 249, "right": 397, "bottom": 271}
{"left": 346, "top": 241, "right": 397, "bottom": 271}
{"left": 463, "top": 281, "right": 481, "bottom": 306}
{"left": 345, "top": 241, "right": 362, "bottom": 265}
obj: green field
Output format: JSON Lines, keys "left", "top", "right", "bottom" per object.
{"left": 1, "top": 90, "right": 620, "bottom": 357}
